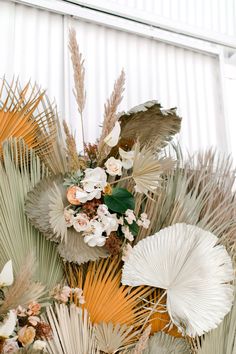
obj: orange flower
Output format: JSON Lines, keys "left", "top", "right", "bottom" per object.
{"left": 66, "top": 186, "right": 82, "bottom": 205}
{"left": 27, "top": 302, "right": 41, "bottom": 316}
{"left": 18, "top": 326, "right": 36, "bottom": 347}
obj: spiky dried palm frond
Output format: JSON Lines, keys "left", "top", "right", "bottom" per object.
{"left": 132, "top": 143, "right": 174, "bottom": 194}
{"left": 143, "top": 332, "right": 190, "bottom": 354}
{"left": 95, "top": 322, "right": 139, "bottom": 353}
{"left": 45, "top": 304, "right": 98, "bottom": 354}
{"left": 67, "top": 257, "right": 151, "bottom": 328}
{"left": 118, "top": 101, "right": 181, "bottom": 150}
{"left": 25, "top": 176, "right": 108, "bottom": 264}
{"left": 196, "top": 286, "right": 236, "bottom": 354}
{"left": 131, "top": 325, "right": 151, "bottom": 353}
{"left": 135, "top": 148, "right": 236, "bottom": 262}
{"left": 0, "top": 256, "right": 45, "bottom": 315}
{"left": 0, "top": 78, "right": 56, "bottom": 161}
{"left": 0, "top": 139, "right": 63, "bottom": 293}
{"left": 97, "top": 69, "right": 125, "bottom": 161}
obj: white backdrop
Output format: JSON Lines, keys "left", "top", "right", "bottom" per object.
{"left": 0, "top": 0, "right": 235, "bottom": 157}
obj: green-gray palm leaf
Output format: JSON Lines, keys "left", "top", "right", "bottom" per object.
{"left": 0, "top": 139, "right": 63, "bottom": 293}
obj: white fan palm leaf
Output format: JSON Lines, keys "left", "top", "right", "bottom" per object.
{"left": 122, "top": 223, "right": 234, "bottom": 337}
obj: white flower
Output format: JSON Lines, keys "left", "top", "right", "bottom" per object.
{"left": 125, "top": 209, "right": 136, "bottom": 225}
{"left": 73, "top": 213, "right": 90, "bottom": 232}
{"left": 84, "top": 220, "right": 106, "bottom": 247}
{"left": 122, "top": 226, "right": 134, "bottom": 242}
{"left": 64, "top": 209, "right": 75, "bottom": 227}
{"left": 82, "top": 167, "right": 107, "bottom": 193}
{"left": 0, "top": 260, "right": 13, "bottom": 288}
{"left": 122, "top": 223, "right": 234, "bottom": 337}
{"left": 119, "top": 148, "right": 135, "bottom": 169}
{"left": 2, "top": 339, "right": 19, "bottom": 353}
{"left": 137, "top": 213, "right": 150, "bottom": 229}
{"left": 104, "top": 121, "right": 121, "bottom": 147}
{"left": 97, "top": 204, "right": 109, "bottom": 217}
{"left": 122, "top": 243, "right": 133, "bottom": 262}
{"left": 0, "top": 310, "right": 17, "bottom": 338}
{"left": 32, "top": 340, "right": 47, "bottom": 350}
{"left": 75, "top": 187, "right": 89, "bottom": 203}
{"left": 105, "top": 157, "right": 122, "bottom": 176}
{"left": 101, "top": 214, "right": 119, "bottom": 235}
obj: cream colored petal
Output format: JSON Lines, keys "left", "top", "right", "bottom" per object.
{"left": 0, "top": 260, "right": 13, "bottom": 287}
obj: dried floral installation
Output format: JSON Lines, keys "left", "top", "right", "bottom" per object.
{"left": 0, "top": 28, "right": 235, "bottom": 354}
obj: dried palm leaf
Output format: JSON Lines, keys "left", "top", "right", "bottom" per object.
{"left": 131, "top": 325, "right": 151, "bottom": 353}
{"left": 122, "top": 223, "right": 234, "bottom": 337}
{"left": 132, "top": 143, "right": 174, "bottom": 194}
{"left": 0, "top": 139, "right": 63, "bottom": 293}
{"left": 25, "top": 176, "right": 108, "bottom": 264}
{"left": 95, "top": 322, "right": 139, "bottom": 353}
{"left": 0, "top": 255, "right": 45, "bottom": 315}
{"left": 67, "top": 257, "right": 151, "bottom": 328}
{"left": 44, "top": 304, "right": 98, "bottom": 354}
{"left": 143, "top": 332, "right": 190, "bottom": 354}
{"left": 197, "top": 286, "right": 236, "bottom": 354}
{"left": 0, "top": 78, "right": 56, "bottom": 162}
{"left": 118, "top": 101, "right": 181, "bottom": 150}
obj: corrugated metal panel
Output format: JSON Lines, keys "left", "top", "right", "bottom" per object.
{"left": 0, "top": 1, "right": 228, "bottom": 156}
{"left": 106, "top": 0, "right": 236, "bottom": 38}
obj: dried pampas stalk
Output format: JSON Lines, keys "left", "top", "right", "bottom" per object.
{"left": 0, "top": 255, "right": 45, "bottom": 314}
{"left": 63, "top": 120, "right": 83, "bottom": 171}
{"left": 97, "top": 69, "right": 125, "bottom": 160}
{"left": 68, "top": 28, "right": 86, "bottom": 148}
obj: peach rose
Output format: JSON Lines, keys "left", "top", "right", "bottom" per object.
{"left": 18, "top": 326, "right": 36, "bottom": 347}
{"left": 73, "top": 213, "right": 90, "bottom": 233}
{"left": 27, "top": 301, "right": 41, "bottom": 316}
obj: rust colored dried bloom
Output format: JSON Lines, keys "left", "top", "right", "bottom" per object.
{"left": 81, "top": 198, "right": 102, "bottom": 218}
{"left": 105, "top": 232, "right": 122, "bottom": 255}
{"left": 84, "top": 142, "right": 98, "bottom": 162}
{"left": 35, "top": 321, "right": 52, "bottom": 340}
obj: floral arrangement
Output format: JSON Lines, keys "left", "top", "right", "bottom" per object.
{"left": 0, "top": 28, "right": 235, "bottom": 354}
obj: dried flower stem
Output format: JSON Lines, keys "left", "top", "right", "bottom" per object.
{"left": 109, "top": 175, "right": 132, "bottom": 185}
{"left": 68, "top": 28, "right": 86, "bottom": 151}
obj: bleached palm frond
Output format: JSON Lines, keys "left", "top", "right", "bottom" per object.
{"left": 143, "top": 332, "right": 190, "bottom": 354}
{"left": 45, "top": 304, "right": 98, "bottom": 354}
{"left": 197, "top": 287, "right": 236, "bottom": 354}
{"left": 131, "top": 325, "right": 151, "bottom": 353}
{"left": 0, "top": 139, "right": 63, "bottom": 292}
{"left": 26, "top": 176, "right": 108, "bottom": 264}
{"left": 0, "top": 255, "right": 45, "bottom": 315}
{"left": 132, "top": 143, "right": 174, "bottom": 194}
{"left": 67, "top": 257, "right": 151, "bottom": 328}
{"left": 122, "top": 223, "right": 234, "bottom": 337}
{"left": 95, "top": 322, "right": 139, "bottom": 353}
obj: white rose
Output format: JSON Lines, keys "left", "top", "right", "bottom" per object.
{"left": 32, "top": 340, "right": 47, "bottom": 350}
{"left": 64, "top": 209, "right": 75, "bottom": 227}
{"left": 119, "top": 148, "right": 134, "bottom": 169}
{"left": 73, "top": 213, "right": 90, "bottom": 232}
{"left": 2, "top": 339, "right": 19, "bottom": 353}
{"left": 82, "top": 167, "right": 107, "bottom": 192}
{"left": 104, "top": 121, "right": 121, "bottom": 147}
{"left": 105, "top": 157, "right": 122, "bottom": 176}
{"left": 101, "top": 214, "right": 119, "bottom": 235}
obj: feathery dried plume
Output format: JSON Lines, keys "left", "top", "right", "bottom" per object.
{"left": 97, "top": 69, "right": 125, "bottom": 159}
{"left": 63, "top": 120, "right": 83, "bottom": 172}
{"left": 68, "top": 28, "right": 86, "bottom": 147}
{"left": 0, "top": 256, "right": 45, "bottom": 315}
{"left": 132, "top": 325, "right": 151, "bottom": 354}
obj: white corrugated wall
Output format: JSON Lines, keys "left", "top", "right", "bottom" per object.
{"left": 0, "top": 0, "right": 234, "bottom": 156}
